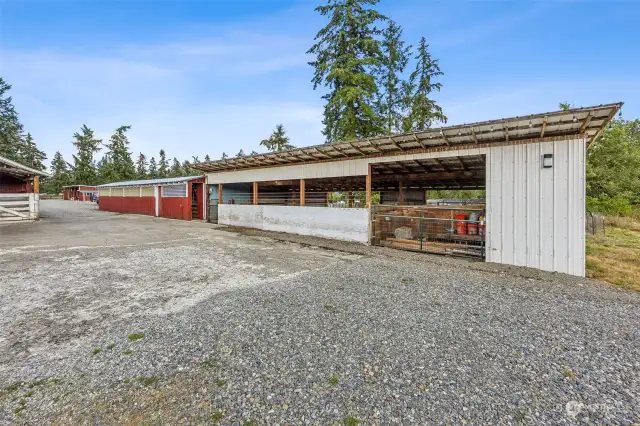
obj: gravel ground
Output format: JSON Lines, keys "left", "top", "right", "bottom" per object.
{"left": 0, "top": 200, "right": 638, "bottom": 425}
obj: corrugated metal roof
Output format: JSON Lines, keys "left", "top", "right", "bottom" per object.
{"left": 191, "top": 103, "right": 622, "bottom": 173}
{"left": 97, "top": 176, "right": 203, "bottom": 188}
{"left": 0, "top": 155, "right": 51, "bottom": 178}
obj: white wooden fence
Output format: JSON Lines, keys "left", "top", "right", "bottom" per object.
{"left": 0, "top": 193, "right": 39, "bottom": 222}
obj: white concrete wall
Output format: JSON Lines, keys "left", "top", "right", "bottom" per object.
{"left": 218, "top": 204, "right": 370, "bottom": 243}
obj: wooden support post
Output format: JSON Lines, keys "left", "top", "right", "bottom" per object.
{"left": 253, "top": 182, "right": 258, "bottom": 205}
{"left": 218, "top": 184, "right": 223, "bottom": 204}
{"left": 366, "top": 163, "right": 372, "bottom": 208}
{"left": 300, "top": 179, "right": 305, "bottom": 206}
{"left": 33, "top": 176, "right": 40, "bottom": 194}
{"left": 398, "top": 179, "right": 406, "bottom": 205}
{"left": 347, "top": 190, "right": 354, "bottom": 208}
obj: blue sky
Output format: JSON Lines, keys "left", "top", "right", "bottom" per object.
{"left": 1, "top": 0, "right": 638, "bottom": 166}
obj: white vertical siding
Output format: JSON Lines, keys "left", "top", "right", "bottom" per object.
{"left": 486, "top": 138, "right": 586, "bottom": 276}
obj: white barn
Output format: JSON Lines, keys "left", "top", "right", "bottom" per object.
{"left": 192, "top": 103, "right": 621, "bottom": 277}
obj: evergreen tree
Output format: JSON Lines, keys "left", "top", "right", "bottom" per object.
{"left": 191, "top": 156, "right": 200, "bottom": 163}
{"left": 169, "top": 157, "right": 183, "bottom": 177}
{"left": 0, "top": 77, "right": 26, "bottom": 161}
{"left": 260, "top": 124, "right": 295, "bottom": 152}
{"left": 308, "top": 0, "right": 387, "bottom": 142}
{"left": 148, "top": 156, "right": 158, "bottom": 178}
{"left": 136, "top": 153, "right": 148, "bottom": 179}
{"left": 71, "top": 125, "right": 102, "bottom": 184}
{"left": 45, "top": 151, "right": 71, "bottom": 194}
{"left": 250, "top": 150, "right": 258, "bottom": 155}
{"left": 402, "top": 37, "right": 446, "bottom": 132}
{"left": 236, "top": 149, "right": 245, "bottom": 157}
{"left": 376, "top": 20, "right": 411, "bottom": 133}
{"left": 221, "top": 152, "right": 228, "bottom": 159}
{"left": 182, "top": 160, "right": 195, "bottom": 175}
{"left": 103, "top": 125, "right": 135, "bottom": 182}
{"left": 157, "top": 149, "right": 169, "bottom": 178}
{"left": 204, "top": 154, "right": 211, "bottom": 162}
{"left": 22, "top": 133, "right": 47, "bottom": 170}
{"left": 96, "top": 154, "right": 112, "bottom": 184}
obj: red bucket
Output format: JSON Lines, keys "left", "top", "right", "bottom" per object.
{"left": 455, "top": 213, "right": 467, "bottom": 234}
{"left": 468, "top": 222, "right": 478, "bottom": 235}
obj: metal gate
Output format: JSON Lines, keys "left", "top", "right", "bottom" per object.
{"left": 370, "top": 205, "right": 486, "bottom": 259}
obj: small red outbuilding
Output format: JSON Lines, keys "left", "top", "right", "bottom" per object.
{"left": 62, "top": 185, "right": 97, "bottom": 201}
{"left": 97, "top": 176, "right": 206, "bottom": 221}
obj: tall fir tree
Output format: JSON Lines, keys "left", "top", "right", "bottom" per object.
{"left": 45, "top": 151, "right": 71, "bottom": 194}
{"left": 260, "top": 124, "right": 295, "bottom": 152}
{"left": 221, "top": 152, "right": 228, "bottom": 159}
{"left": 169, "top": 158, "right": 183, "bottom": 177}
{"left": 0, "top": 77, "right": 26, "bottom": 161}
{"left": 376, "top": 20, "right": 411, "bottom": 134}
{"left": 96, "top": 154, "right": 111, "bottom": 184}
{"left": 148, "top": 156, "right": 158, "bottom": 178}
{"left": 71, "top": 124, "right": 102, "bottom": 185}
{"left": 402, "top": 37, "right": 446, "bottom": 132}
{"left": 135, "top": 153, "right": 148, "bottom": 178}
{"left": 158, "top": 149, "right": 169, "bottom": 178}
{"left": 103, "top": 125, "right": 135, "bottom": 182}
{"left": 204, "top": 154, "right": 211, "bottom": 162}
{"left": 22, "top": 133, "right": 47, "bottom": 170}
{"left": 236, "top": 149, "right": 245, "bottom": 157}
{"left": 308, "top": 0, "right": 387, "bottom": 142}
{"left": 182, "top": 160, "right": 195, "bottom": 175}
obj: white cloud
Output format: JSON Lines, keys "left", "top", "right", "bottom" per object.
{"left": 2, "top": 23, "right": 323, "bottom": 164}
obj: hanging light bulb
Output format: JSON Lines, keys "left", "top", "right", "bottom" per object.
{"left": 529, "top": 120, "right": 533, "bottom": 128}
{"left": 490, "top": 126, "right": 494, "bottom": 132}
{"left": 572, "top": 114, "right": 577, "bottom": 123}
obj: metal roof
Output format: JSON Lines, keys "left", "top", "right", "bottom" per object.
{"left": 192, "top": 103, "right": 622, "bottom": 173}
{"left": 97, "top": 176, "right": 203, "bottom": 188}
{"left": 0, "top": 155, "right": 51, "bottom": 178}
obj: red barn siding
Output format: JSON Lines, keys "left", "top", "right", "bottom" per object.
{"left": 0, "top": 175, "right": 28, "bottom": 193}
{"left": 159, "top": 196, "right": 191, "bottom": 220}
{"left": 99, "top": 196, "right": 155, "bottom": 216}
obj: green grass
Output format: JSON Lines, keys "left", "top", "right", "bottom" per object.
{"left": 210, "top": 410, "right": 224, "bottom": 423}
{"left": 343, "top": 417, "right": 360, "bottom": 426}
{"left": 586, "top": 218, "right": 640, "bottom": 291}
{"left": 137, "top": 377, "right": 158, "bottom": 387}
{"left": 215, "top": 380, "right": 226, "bottom": 387}
{"left": 92, "top": 348, "right": 101, "bottom": 355}
{"left": 127, "top": 333, "right": 145, "bottom": 341}
{"left": 200, "top": 358, "right": 216, "bottom": 369}
{"left": 123, "top": 350, "right": 133, "bottom": 356}
{"left": 107, "top": 343, "right": 116, "bottom": 350}
{"left": 329, "top": 375, "right": 339, "bottom": 387}
{"left": 563, "top": 366, "right": 575, "bottom": 379}
{"left": 401, "top": 277, "right": 415, "bottom": 285}
{"left": 324, "top": 304, "right": 338, "bottom": 313}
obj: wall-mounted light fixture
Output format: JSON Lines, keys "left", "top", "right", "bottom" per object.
{"left": 542, "top": 153, "right": 553, "bottom": 168}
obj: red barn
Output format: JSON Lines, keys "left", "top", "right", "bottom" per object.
{"left": 97, "top": 176, "right": 206, "bottom": 221}
{"left": 62, "top": 185, "right": 97, "bottom": 201}
{"left": 1, "top": 154, "right": 50, "bottom": 221}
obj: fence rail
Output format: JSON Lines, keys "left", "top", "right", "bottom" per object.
{"left": 585, "top": 211, "right": 606, "bottom": 235}
{"left": 371, "top": 205, "right": 486, "bottom": 258}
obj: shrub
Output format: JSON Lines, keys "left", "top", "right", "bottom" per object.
{"left": 586, "top": 196, "right": 633, "bottom": 217}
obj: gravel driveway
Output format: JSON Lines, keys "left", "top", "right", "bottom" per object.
{"left": 1, "top": 200, "right": 638, "bottom": 425}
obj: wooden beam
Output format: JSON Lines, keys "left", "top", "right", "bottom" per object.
{"left": 252, "top": 182, "right": 258, "bottom": 205}
{"left": 440, "top": 130, "right": 450, "bottom": 146}
{"left": 398, "top": 179, "right": 406, "bottom": 205}
{"left": 540, "top": 116, "right": 548, "bottom": 138}
{"left": 579, "top": 112, "right": 593, "bottom": 134}
{"left": 387, "top": 136, "right": 403, "bottom": 151}
{"left": 469, "top": 126, "right": 478, "bottom": 144}
{"left": 366, "top": 163, "right": 372, "bottom": 208}
{"left": 33, "top": 176, "right": 40, "bottom": 193}
{"left": 331, "top": 145, "right": 348, "bottom": 157}
{"left": 300, "top": 179, "right": 305, "bottom": 206}
{"left": 218, "top": 184, "right": 223, "bottom": 204}
{"left": 348, "top": 142, "right": 367, "bottom": 155}
{"left": 412, "top": 133, "right": 427, "bottom": 149}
